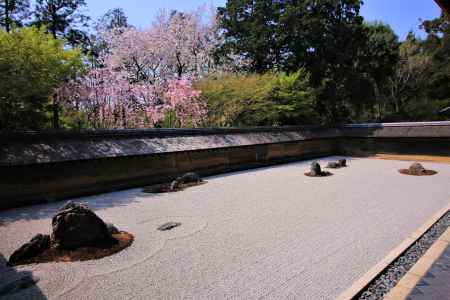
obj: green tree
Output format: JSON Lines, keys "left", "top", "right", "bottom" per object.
{"left": 384, "top": 32, "right": 433, "bottom": 121}
{"left": 197, "top": 70, "right": 316, "bottom": 127}
{"left": 197, "top": 73, "right": 275, "bottom": 126}
{"left": 218, "top": 0, "right": 367, "bottom": 124}
{"left": 0, "top": 0, "right": 30, "bottom": 32}
{"left": 381, "top": 13, "right": 450, "bottom": 122}
{"left": 217, "top": 0, "right": 283, "bottom": 72}
{"left": 0, "top": 26, "right": 83, "bottom": 130}
{"left": 32, "top": 0, "right": 90, "bottom": 47}
{"left": 267, "top": 70, "right": 317, "bottom": 125}
{"left": 356, "top": 21, "right": 400, "bottom": 121}
{"left": 421, "top": 13, "right": 450, "bottom": 108}
{"left": 294, "top": 0, "right": 366, "bottom": 124}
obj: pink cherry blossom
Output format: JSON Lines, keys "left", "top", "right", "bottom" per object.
{"left": 58, "top": 9, "right": 215, "bottom": 129}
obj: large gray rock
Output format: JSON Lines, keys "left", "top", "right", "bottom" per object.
{"left": 51, "top": 201, "right": 112, "bottom": 249}
{"left": 310, "top": 162, "right": 323, "bottom": 176}
{"left": 8, "top": 234, "right": 50, "bottom": 266}
{"left": 409, "top": 162, "right": 426, "bottom": 175}
{"left": 170, "top": 172, "right": 202, "bottom": 191}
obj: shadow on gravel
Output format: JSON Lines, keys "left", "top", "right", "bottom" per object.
{"left": 1, "top": 156, "right": 357, "bottom": 225}
{"left": 0, "top": 189, "right": 145, "bottom": 225}
{"left": 0, "top": 254, "right": 47, "bottom": 299}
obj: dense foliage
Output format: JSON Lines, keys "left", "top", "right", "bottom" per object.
{"left": 197, "top": 70, "right": 316, "bottom": 126}
{"left": 32, "top": 0, "right": 90, "bottom": 47}
{"left": 0, "top": 0, "right": 30, "bottom": 32}
{"left": 0, "top": 26, "right": 83, "bottom": 130}
{"left": 0, "top": 1, "right": 449, "bottom": 130}
{"left": 216, "top": 1, "right": 449, "bottom": 125}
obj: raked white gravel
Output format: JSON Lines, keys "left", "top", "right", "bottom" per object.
{"left": 1, "top": 157, "right": 449, "bottom": 300}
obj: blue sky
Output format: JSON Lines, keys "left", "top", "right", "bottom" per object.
{"left": 85, "top": 0, "right": 442, "bottom": 40}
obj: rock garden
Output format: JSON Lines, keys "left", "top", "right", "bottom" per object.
{"left": 8, "top": 201, "right": 133, "bottom": 266}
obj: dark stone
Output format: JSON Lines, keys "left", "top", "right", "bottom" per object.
{"left": 409, "top": 162, "right": 426, "bottom": 175}
{"left": 327, "top": 162, "right": 340, "bottom": 169}
{"left": 106, "top": 223, "right": 120, "bottom": 235}
{"left": 51, "top": 201, "right": 112, "bottom": 249}
{"left": 170, "top": 172, "right": 202, "bottom": 191}
{"left": 338, "top": 159, "right": 347, "bottom": 167}
{"left": 157, "top": 222, "right": 181, "bottom": 231}
{"left": 8, "top": 234, "right": 50, "bottom": 266}
{"left": 310, "top": 161, "right": 322, "bottom": 176}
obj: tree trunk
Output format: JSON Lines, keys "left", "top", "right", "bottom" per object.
{"left": 5, "top": 0, "right": 10, "bottom": 32}
{"left": 52, "top": 94, "right": 60, "bottom": 129}
{"left": 50, "top": 4, "right": 58, "bottom": 38}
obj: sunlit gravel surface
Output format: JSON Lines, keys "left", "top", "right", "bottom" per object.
{"left": 1, "top": 157, "right": 449, "bottom": 300}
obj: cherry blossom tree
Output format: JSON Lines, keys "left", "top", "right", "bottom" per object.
{"left": 105, "top": 27, "right": 171, "bottom": 85}
{"left": 57, "top": 8, "right": 218, "bottom": 129}
{"left": 58, "top": 68, "right": 166, "bottom": 129}
{"left": 105, "top": 8, "right": 219, "bottom": 83}
{"left": 58, "top": 69, "right": 206, "bottom": 129}
{"left": 159, "top": 9, "right": 218, "bottom": 78}
{"left": 165, "top": 78, "right": 207, "bottom": 127}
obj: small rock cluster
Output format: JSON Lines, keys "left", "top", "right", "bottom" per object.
{"left": 306, "top": 159, "right": 348, "bottom": 177}
{"left": 143, "top": 172, "right": 203, "bottom": 193}
{"left": 399, "top": 162, "right": 437, "bottom": 176}
{"left": 8, "top": 201, "right": 121, "bottom": 266}
{"left": 326, "top": 159, "right": 347, "bottom": 169}
{"left": 170, "top": 172, "right": 202, "bottom": 191}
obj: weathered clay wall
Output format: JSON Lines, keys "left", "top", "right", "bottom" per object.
{"left": 0, "top": 127, "right": 340, "bottom": 166}
{"left": 338, "top": 122, "right": 450, "bottom": 157}
{"left": 1, "top": 122, "right": 450, "bottom": 210}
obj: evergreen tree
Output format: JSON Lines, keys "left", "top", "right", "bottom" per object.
{"left": 96, "top": 7, "right": 128, "bottom": 32}
{"left": 217, "top": 0, "right": 367, "bottom": 124}
{"left": 421, "top": 13, "right": 450, "bottom": 105}
{"left": 354, "top": 21, "right": 400, "bottom": 121}
{"left": 217, "top": 0, "right": 283, "bottom": 72}
{"left": 0, "top": 0, "right": 30, "bottom": 32}
{"left": 32, "top": 0, "right": 90, "bottom": 46}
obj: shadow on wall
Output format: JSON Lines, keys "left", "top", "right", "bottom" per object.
{"left": 0, "top": 188, "right": 148, "bottom": 225}
{"left": 340, "top": 123, "right": 383, "bottom": 137}
{"left": 0, "top": 155, "right": 361, "bottom": 225}
{"left": 0, "top": 254, "right": 47, "bottom": 299}
{"left": 1, "top": 129, "right": 316, "bottom": 166}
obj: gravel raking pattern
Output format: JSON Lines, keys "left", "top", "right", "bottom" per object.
{"left": 358, "top": 212, "right": 450, "bottom": 300}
